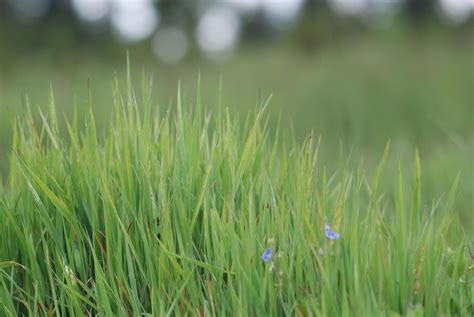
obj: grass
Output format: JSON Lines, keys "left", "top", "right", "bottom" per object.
{"left": 1, "top": 33, "right": 472, "bottom": 229}
{"left": 0, "top": 72, "right": 472, "bottom": 315}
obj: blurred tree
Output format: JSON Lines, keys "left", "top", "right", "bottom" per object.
{"left": 295, "top": 0, "right": 332, "bottom": 50}
{"left": 404, "top": 0, "right": 436, "bottom": 24}
{"left": 291, "top": 0, "right": 363, "bottom": 53}
{"left": 157, "top": 1, "right": 195, "bottom": 27}
{"left": 0, "top": 0, "right": 466, "bottom": 58}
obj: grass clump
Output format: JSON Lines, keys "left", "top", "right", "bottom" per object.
{"left": 0, "top": 78, "right": 471, "bottom": 316}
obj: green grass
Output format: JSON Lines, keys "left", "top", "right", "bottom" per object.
{"left": 1, "top": 33, "right": 472, "bottom": 229}
{"left": 0, "top": 73, "right": 472, "bottom": 315}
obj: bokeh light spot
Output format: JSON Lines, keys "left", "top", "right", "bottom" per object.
{"left": 72, "top": 0, "right": 109, "bottom": 23}
{"left": 196, "top": 6, "right": 241, "bottom": 61}
{"left": 110, "top": 0, "right": 159, "bottom": 42}
{"left": 152, "top": 27, "right": 188, "bottom": 64}
{"left": 439, "top": 0, "right": 473, "bottom": 24}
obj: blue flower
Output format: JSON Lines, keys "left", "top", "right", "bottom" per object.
{"left": 325, "top": 225, "right": 340, "bottom": 240}
{"left": 261, "top": 248, "right": 273, "bottom": 262}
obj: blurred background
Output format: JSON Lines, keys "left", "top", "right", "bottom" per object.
{"left": 0, "top": 0, "right": 473, "bottom": 228}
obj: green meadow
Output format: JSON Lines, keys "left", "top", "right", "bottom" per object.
{"left": 0, "top": 31, "right": 472, "bottom": 315}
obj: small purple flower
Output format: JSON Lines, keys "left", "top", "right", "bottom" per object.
{"left": 261, "top": 248, "right": 273, "bottom": 262}
{"left": 325, "top": 225, "right": 340, "bottom": 240}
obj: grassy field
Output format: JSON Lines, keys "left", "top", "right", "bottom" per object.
{"left": 1, "top": 32, "right": 472, "bottom": 226}
{"left": 0, "top": 77, "right": 472, "bottom": 315}
{"left": 0, "top": 30, "right": 472, "bottom": 315}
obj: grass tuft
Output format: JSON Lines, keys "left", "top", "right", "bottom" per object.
{"left": 0, "top": 77, "right": 471, "bottom": 316}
